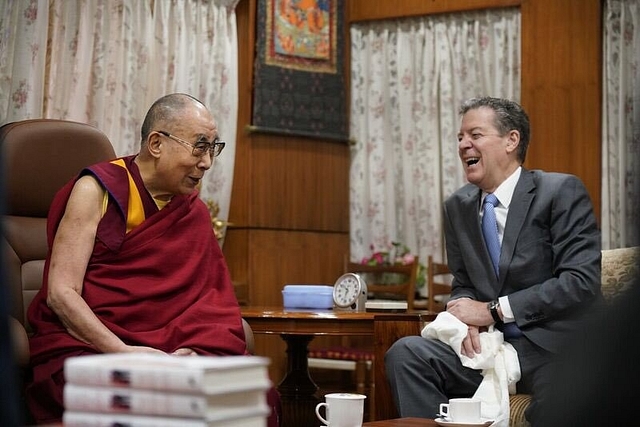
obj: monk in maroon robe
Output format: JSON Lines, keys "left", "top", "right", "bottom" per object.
{"left": 26, "top": 94, "right": 280, "bottom": 425}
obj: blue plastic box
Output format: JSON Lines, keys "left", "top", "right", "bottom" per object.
{"left": 282, "top": 285, "right": 334, "bottom": 309}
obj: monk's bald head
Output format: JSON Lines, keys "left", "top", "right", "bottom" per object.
{"left": 140, "top": 93, "right": 207, "bottom": 147}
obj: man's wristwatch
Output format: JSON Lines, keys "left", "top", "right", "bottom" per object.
{"left": 488, "top": 300, "right": 501, "bottom": 323}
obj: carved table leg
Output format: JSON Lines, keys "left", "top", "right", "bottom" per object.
{"left": 277, "top": 334, "right": 321, "bottom": 427}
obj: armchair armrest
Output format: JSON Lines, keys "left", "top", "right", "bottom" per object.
{"left": 9, "top": 316, "right": 29, "bottom": 367}
{"left": 242, "top": 318, "right": 255, "bottom": 354}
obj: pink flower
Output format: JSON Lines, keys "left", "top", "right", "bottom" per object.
{"left": 372, "top": 253, "right": 386, "bottom": 264}
{"left": 401, "top": 253, "right": 415, "bottom": 265}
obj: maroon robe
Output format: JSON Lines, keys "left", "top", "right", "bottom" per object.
{"left": 26, "top": 156, "right": 280, "bottom": 425}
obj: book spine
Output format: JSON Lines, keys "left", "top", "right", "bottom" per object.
{"left": 64, "top": 363, "right": 270, "bottom": 394}
{"left": 64, "top": 364, "right": 204, "bottom": 392}
{"left": 63, "top": 384, "right": 269, "bottom": 419}
{"left": 63, "top": 412, "right": 267, "bottom": 427}
{"left": 64, "top": 384, "right": 206, "bottom": 418}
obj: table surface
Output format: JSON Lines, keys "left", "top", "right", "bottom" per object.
{"left": 242, "top": 307, "right": 431, "bottom": 317}
{"left": 241, "top": 306, "right": 434, "bottom": 334}
{"left": 363, "top": 417, "right": 438, "bottom": 426}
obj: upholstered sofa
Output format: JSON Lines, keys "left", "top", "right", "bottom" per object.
{"left": 508, "top": 246, "right": 639, "bottom": 427}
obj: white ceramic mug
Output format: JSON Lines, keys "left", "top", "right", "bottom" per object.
{"left": 315, "top": 393, "right": 366, "bottom": 427}
{"left": 439, "top": 397, "right": 482, "bottom": 423}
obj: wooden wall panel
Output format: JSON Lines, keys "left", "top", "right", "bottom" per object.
{"left": 223, "top": 228, "right": 250, "bottom": 305}
{"left": 229, "top": 0, "right": 253, "bottom": 227}
{"left": 249, "top": 134, "right": 349, "bottom": 231}
{"left": 347, "top": 0, "right": 521, "bottom": 22}
{"left": 248, "top": 229, "right": 349, "bottom": 306}
{"left": 520, "top": 0, "right": 602, "bottom": 219}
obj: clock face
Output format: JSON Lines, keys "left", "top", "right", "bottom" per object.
{"left": 333, "top": 273, "right": 363, "bottom": 308}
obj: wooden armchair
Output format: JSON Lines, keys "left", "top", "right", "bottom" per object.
{"left": 346, "top": 258, "right": 419, "bottom": 309}
{"left": 427, "top": 255, "right": 452, "bottom": 312}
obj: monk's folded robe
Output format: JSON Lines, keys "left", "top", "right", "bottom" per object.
{"left": 26, "top": 156, "right": 266, "bottom": 423}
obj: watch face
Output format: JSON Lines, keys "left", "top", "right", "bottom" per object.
{"left": 333, "top": 273, "right": 362, "bottom": 307}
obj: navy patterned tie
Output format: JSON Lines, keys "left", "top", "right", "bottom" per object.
{"left": 482, "top": 194, "right": 501, "bottom": 277}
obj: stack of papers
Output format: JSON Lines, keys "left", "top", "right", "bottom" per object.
{"left": 365, "top": 300, "right": 408, "bottom": 310}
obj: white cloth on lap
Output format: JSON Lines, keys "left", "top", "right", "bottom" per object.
{"left": 422, "top": 311, "right": 521, "bottom": 427}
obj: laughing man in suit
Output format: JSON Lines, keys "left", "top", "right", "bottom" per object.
{"left": 385, "top": 97, "right": 601, "bottom": 426}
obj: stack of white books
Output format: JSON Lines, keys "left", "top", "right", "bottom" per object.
{"left": 62, "top": 353, "right": 272, "bottom": 427}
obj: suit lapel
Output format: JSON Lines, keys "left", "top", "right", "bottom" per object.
{"left": 499, "top": 169, "right": 535, "bottom": 287}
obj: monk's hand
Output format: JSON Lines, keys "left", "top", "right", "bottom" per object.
{"left": 446, "top": 298, "right": 494, "bottom": 327}
{"left": 125, "top": 345, "right": 166, "bottom": 354}
{"left": 172, "top": 348, "right": 198, "bottom": 356}
{"left": 461, "top": 325, "right": 482, "bottom": 358}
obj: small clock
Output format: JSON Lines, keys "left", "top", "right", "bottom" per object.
{"left": 333, "top": 273, "right": 368, "bottom": 312}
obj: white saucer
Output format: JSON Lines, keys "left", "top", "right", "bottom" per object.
{"left": 434, "top": 417, "right": 494, "bottom": 427}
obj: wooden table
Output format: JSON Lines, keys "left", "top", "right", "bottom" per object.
{"left": 363, "top": 417, "right": 438, "bottom": 426}
{"left": 241, "top": 307, "right": 435, "bottom": 427}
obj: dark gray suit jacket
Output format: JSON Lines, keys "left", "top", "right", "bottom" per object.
{"left": 443, "top": 168, "right": 601, "bottom": 354}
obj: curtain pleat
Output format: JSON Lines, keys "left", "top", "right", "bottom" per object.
{"left": 602, "top": 0, "right": 640, "bottom": 249}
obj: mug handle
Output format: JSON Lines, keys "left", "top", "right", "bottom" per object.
{"left": 439, "top": 403, "right": 450, "bottom": 418}
{"left": 315, "top": 402, "right": 329, "bottom": 425}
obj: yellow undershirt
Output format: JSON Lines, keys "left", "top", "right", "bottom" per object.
{"left": 100, "top": 159, "right": 167, "bottom": 233}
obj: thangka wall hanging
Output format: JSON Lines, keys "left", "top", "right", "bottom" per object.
{"left": 251, "top": 0, "right": 348, "bottom": 142}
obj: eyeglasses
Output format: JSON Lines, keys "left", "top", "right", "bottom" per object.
{"left": 156, "top": 130, "right": 225, "bottom": 157}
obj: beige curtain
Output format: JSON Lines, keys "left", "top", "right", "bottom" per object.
{"left": 349, "top": 8, "right": 521, "bottom": 294}
{"left": 0, "top": 0, "right": 49, "bottom": 121}
{"left": 0, "top": 0, "right": 239, "bottom": 236}
{"left": 602, "top": 0, "right": 640, "bottom": 249}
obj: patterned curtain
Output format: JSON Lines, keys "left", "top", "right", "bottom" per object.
{"left": 0, "top": 0, "right": 239, "bottom": 238}
{"left": 602, "top": 0, "right": 640, "bottom": 249}
{"left": 0, "top": 0, "right": 49, "bottom": 120}
{"left": 349, "top": 8, "right": 521, "bottom": 294}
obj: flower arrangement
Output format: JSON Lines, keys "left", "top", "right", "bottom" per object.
{"left": 360, "top": 241, "right": 427, "bottom": 289}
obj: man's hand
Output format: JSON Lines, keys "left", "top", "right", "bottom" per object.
{"left": 172, "top": 348, "right": 198, "bottom": 356}
{"left": 461, "top": 325, "right": 482, "bottom": 357}
{"left": 446, "top": 298, "right": 494, "bottom": 326}
{"left": 446, "top": 298, "right": 495, "bottom": 358}
{"left": 124, "top": 345, "right": 166, "bottom": 354}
